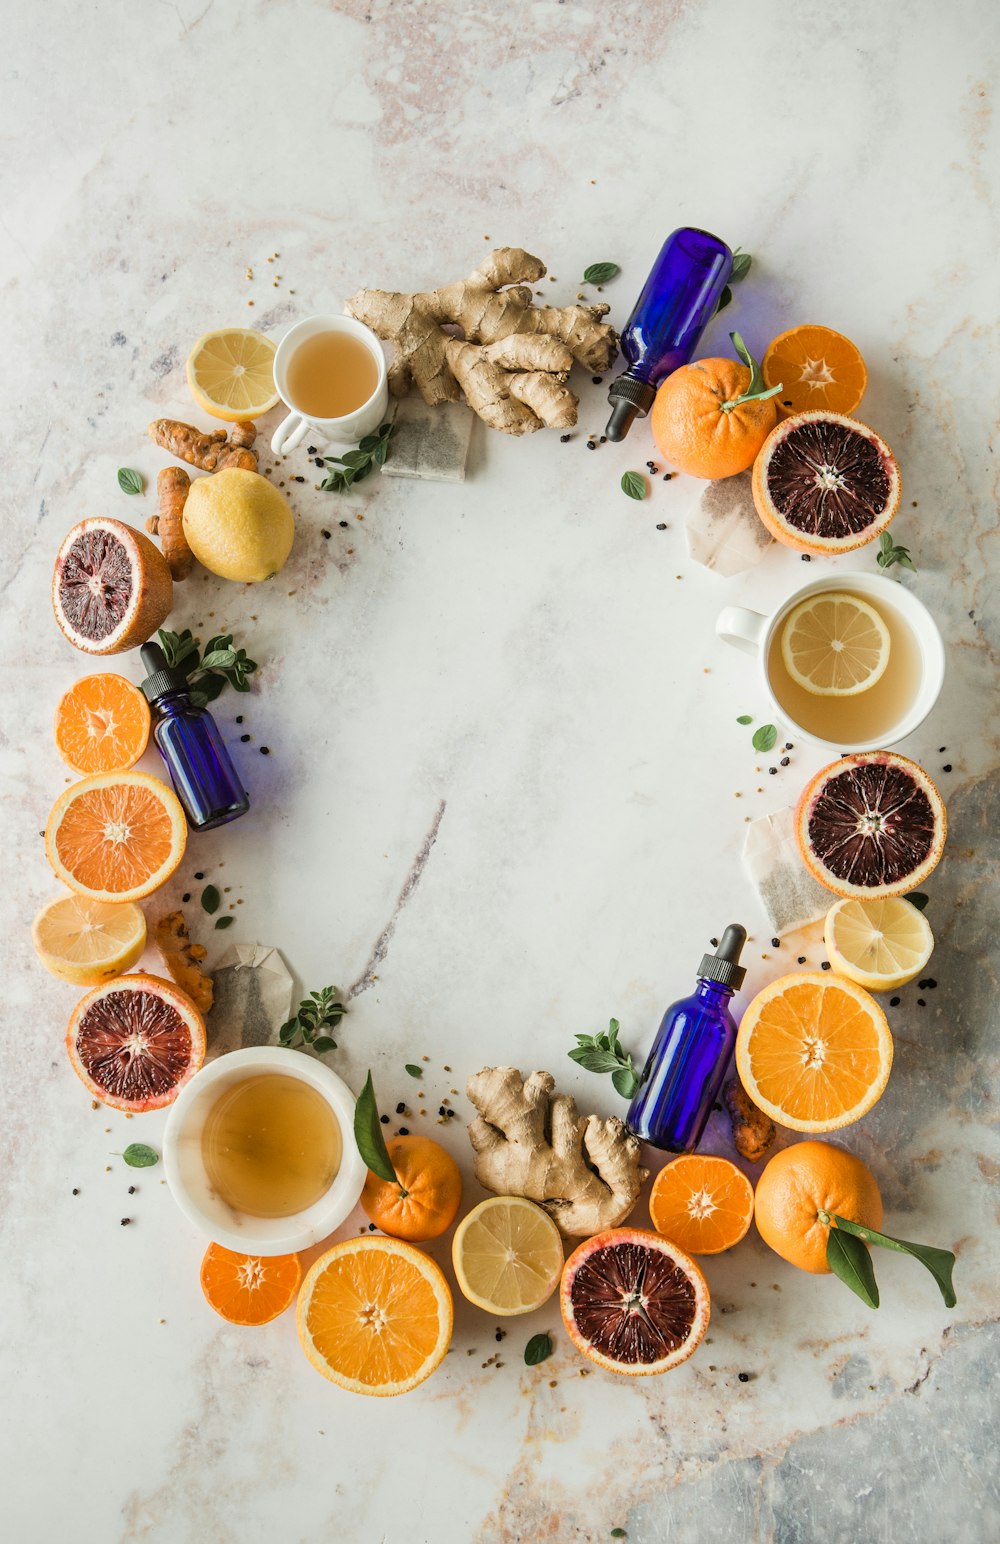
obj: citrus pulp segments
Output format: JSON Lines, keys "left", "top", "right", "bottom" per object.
{"left": 796, "top": 752, "right": 946, "bottom": 900}
{"left": 735, "top": 972, "right": 893, "bottom": 1134}
{"left": 51, "top": 518, "right": 173, "bottom": 655}
{"left": 45, "top": 770, "right": 187, "bottom": 903}
{"left": 648, "top": 1155, "right": 755, "bottom": 1255}
{"left": 559, "top": 1227, "right": 710, "bottom": 1376}
{"left": 200, "top": 1244, "right": 302, "bottom": 1326}
{"left": 451, "top": 1195, "right": 564, "bottom": 1315}
{"left": 66, "top": 972, "right": 207, "bottom": 1112}
{"left": 186, "top": 328, "right": 279, "bottom": 421}
{"left": 780, "top": 592, "right": 891, "bottom": 697}
{"left": 54, "top": 672, "right": 151, "bottom": 775}
{"left": 32, "top": 893, "right": 147, "bottom": 987}
{"left": 762, "top": 325, "right": 868, "bottom": 418}
{"left": 752, "top": 411, "right": 900, "bottom": 553}
{"left": 296, "top": 1237, "right": 453, "bottom": 1397}
{"left": 824, "top": 896, "right": 934, "bottom": 992}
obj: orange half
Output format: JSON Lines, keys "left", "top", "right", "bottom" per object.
{"left": 45, "top": 771, "right": 186, "bottom": 903}
{"left": 649, "top": 1155, "right": 755, "bottom": 1255}
{"left": 735, "top": 972, "right": 892, "bottom": 1133}
{"left": 763, "top": 325, "right": 867, "bottom": 418}
{"left": 54, "top": 673, "right": 151, "bottom": 775}
{"left": 201, "top": 1245, "right": 301, "bottom": 1326}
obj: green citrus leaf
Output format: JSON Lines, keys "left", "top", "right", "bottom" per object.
{"left": 826, "top": 1227, "right": 879, "bottom": 1309}
{"left": 830, "top": 1214, "right": 956, "bottom": 1308}
{"left": 201, "top": 885, "right": 220, "bottom": 914}
{"left": 354, "top": 1071, "right": 398, "bottom": 1186}
{"left": 122, "top": 1143, "right": 159, "bottom": 1168}
{"left": 524, "top": 1331, "right": 553, "bottom": 1365}
{"left": 214, "top": 915, "right": 234, "bottom": 930}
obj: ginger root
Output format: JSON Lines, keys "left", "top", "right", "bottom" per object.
{"left": 724, "top": 1078, "right": 776, "bottom": 1164}
{"left": 154, "top": 910, "right": 213, "bottom": 1015}
{"left": 467, "top": 1066, "right": 648, "bottom": 1238}
{"left": 346, "top": 247, "right": 618, "bottom": 435}
{"left": 146, "top": 467, "right": 193, "bottom": 580}
{"left": 148, "top": 418, "right": 258, "bottom": 472}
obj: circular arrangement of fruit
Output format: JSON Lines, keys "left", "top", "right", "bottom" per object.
{"left": 37, "top": 310, "right": 956, "bottom": 1397}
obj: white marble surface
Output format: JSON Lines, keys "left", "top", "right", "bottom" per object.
{"left": 2, "top": 3, "right": 999, "bottom": 1541}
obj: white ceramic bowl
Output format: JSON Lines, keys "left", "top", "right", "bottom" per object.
{"left": 163, "top": 1046, "right": 366, "bottom": 1255}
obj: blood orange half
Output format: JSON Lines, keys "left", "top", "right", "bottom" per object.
{"left": 560, "top": 1228, "right": 710, "bottom": 1376}
{"left": 796, "top": 752, "right": 946, "bottom": 899}
{"left": 52, "top": 518, "right": 173, "bottom": 655}
{"left": 66, "top": 973, "right": 206, "bottom": 1112}
{"left": 752, "top": 411, "right": 900, "bottom": 553}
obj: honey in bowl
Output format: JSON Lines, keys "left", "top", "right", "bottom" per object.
{"left": 285, "top": 330, "right": 380, "bottom": 418}
{"left": 202, "top": 1073, "right": 342, "bottom": 1218}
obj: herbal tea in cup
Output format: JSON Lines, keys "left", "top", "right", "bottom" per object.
{"left": 270, "top": 313, "right": 389, "bottom": 457}
{"left": 202, "top": 1072, "right": 342, "bottom": 1219}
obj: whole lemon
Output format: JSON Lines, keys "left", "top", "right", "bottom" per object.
{"left": 182, "top": 469, "right": 294, "bottom": 582}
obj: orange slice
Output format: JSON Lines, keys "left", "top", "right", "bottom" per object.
{"left": 297, "top": 1237, "right": 453, "bottom": 1397}
{"left": 735, "top": 972, "right": 892, "bottom": 1133}
{"left": 201, "top": 1244, "right": 301, "bottom": 1326}
{"left": 763, "top": 325, "right": 867, "bottom": 418}
{"left": 54, "top": 673, "right": 151, "bottom": 775}
{"left": 648, "top": 1155, "right": 754, "bottom": 1255}
{"left": 45, "top": 771, "right": 186, "bottom": 903}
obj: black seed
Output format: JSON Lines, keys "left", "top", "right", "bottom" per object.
{"left": 339, "top": 520, "right": 349, "bottom": 528}
{"left": 314, "top": 457, "right": 325, "bottom": 468}
{"left": 917, "top": 998, "right": 926, "bottom": 1007}
{"left": 560, "top": 433, "right": 571, "bottom": 443}
{"left": 395, "top": 1102, "right": 405, "bottom": 1115}
{"left": 797, "top": 956, "right": 806, "bottom": 965}
{"left": 398, "top": 1127, "right": 409, "bottom": 1136}
{"left": 240, "top": 734, "right": 250, "bottom": 742}
{"left": 771, "top": 938, "right": 780, "bottom": 948}
{"left": 235, "top": 715, "right": 243, "bottom": 724}
{"left": 72, "top": 1188, "right": 79, "bottom": 1196}
{"left": 128, "top": 1185, "right": 136, "bottom": 1195}
{"left": 182, "top": 892, "right": 191, "bottom": 903}
{"left": 942, "top": 764, "right": 952, "bottom": 773}
{"left": 321, "top": 529, "right": 331, "bottom": 539}
{"left": 495, "top": 1330, "right": 503, "bottom": 1342}
{"left": 368, "top": 1223, "right": 376, "bottom": 1231}
{"left": 599, "top": 436, "right": 607, "bottom": 443}
{"left": 663, "top": 472, "right": 673, "bottom": 481}
{"left": 447, "top": 1108, "right": 457, "bottom": 1117}
{"left": 259, "top": 746, "right": 270, "bottom": 755}
{"left": 710, "top": 937, "right": 719, "bottom": 948}
{"left": 738, "top": 1372, "right": 750, "bottom": 1383}
{"left": 926, "top": 978, "right": 937, "bottom": 989}
{"left": 780, "top": 757, "right": 790, "bottom": 767}
{"left": 656, "top": 522, "right": 667, "bottom": 531}
{"left": 821, "top": 961, "right": 831, "bottom": 970}
{"left": 592, "top": 375, "right": 603, "bottom": 385}
{"left": 768, "top": 767, "right": 777, "bottom": 775}
{"left": 784, "top": 743, "right": 793, "bottom": 751}
{"left": 938, "top": 747, "right": 946, "bottom": 753}
{"left": 194, "top": 871, "right": 204, "bottom": 880}
{"left": 294, "top": 475, "right": 305, "bottom": 483}
{"left": 120, "top": 1218, "right": 131, "bottom": 1227}
{"left": 586, "top": 441, "right": 596, "bottom": 450}
{"left": 307, "top": 446, "right": 317, "bottom": 455}
{"left": 890, "top": 996, "right": 900, "bottom": 1006}
{"left": 801, "top": 554, "right": 812, "bottom": 562}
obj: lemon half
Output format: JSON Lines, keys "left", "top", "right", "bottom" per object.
{"left": 825, "top": 896, "right": 934, "bottom": 992}
{"left": 186, "top": 328, "right": 279, "bottom": 421}
{"left": 781, "top": 591, "right": 890, "bottom": 696}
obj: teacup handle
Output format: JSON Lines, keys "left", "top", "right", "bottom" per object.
{"left": 270, "top": 412, "right": 311, "bottom": 457}
{"left": 716, "top": 606, "right": 767, "bottom": 657}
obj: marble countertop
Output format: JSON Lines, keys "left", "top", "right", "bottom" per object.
{"left": 2, "top": 3, "right": 998, "bottom": 1541}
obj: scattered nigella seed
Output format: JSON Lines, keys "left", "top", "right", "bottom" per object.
{"left": 738, "top": 1372, "right": 750, "bottom": 1383}
{"left": 339, "top": 520, "right": 349, "bottom": 529}
{"left": 801, "top": 554, "right": 812, "bottom": 562}
{"left": 890, "top": 996, "right": 901, "bottom": 1006}
{"left": 240, "top": 734, "right": 250, "bottom": 743}
{"left": 128, "top": 1185, "right": 136, "bottom": 1195}
{"left": 768, "top": 767, "right": 777, "bottom": 776}
{"left": 72, "top": 1188, "right": 79, "bottom": 1196}
{"left": 942, "top": 764, "right": 952, "bottom": 773}
{"left": 321, "top": 530, "right": 331, "bottom": 539}
{"left": 917, "top": 998, "right": 926, "bottom": 1007}
{"left": 821, "top": 961, "right": 831, "bottom": 971}
{"left": 380, "top": 1114, "right": 389, "bottom": 1125}
{"left": 307, "top": 445, "right": 317, "bottom": 455}
{"left": 194, "top": 871, "right": 204, "bottom": 881}
{"left": 398, "top": 1127, "right": 409, "bottom": 1136}
{"left": 938, "top": 747, "right": 946, "bottom": 753}
{"left": 560, "top": 433, "right": 571, "bottom": 443}
{"left": 120, "top": 1218, "right": 131, "bottom": 1227}
{"left": 771, "top": 938, "right": 780, "bottom": 948}
{"left": 780, "top": 757, "right": 790, "bottom": 767}
{"left": 926, "top": 978, "right": 937, "bottom": 989}
{"left": 797, "top": 956, "right": 806, "bottom": 965}
{"left": 710, "top": 937, "right": 719, "bottom": 948}
{"left": 259, "top": 746, "right": 270, "bottom": 755}
{"left": 656, "top": 522, "right": 667, "bottom": 531}
{"left": 182, "top": 892, "right": 191, "bottom": 903}
{"left": 784, "top": 742, "right": 793, "bottom": 751}
{"left": 235, "top": 715, "right": 243, "bottom": 724}
{"left": 662, "top": 472, "right": 673, "bottom": 481}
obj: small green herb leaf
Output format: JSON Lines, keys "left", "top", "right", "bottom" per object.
{"left": 322, "top": 423, "right": 394, "bottom": 492}
{"left": 404, "top": 1063, "right": 423, "bottom": 1079}
{"left": 830, "top": 1214, "right": 956, "bottom": 1307}
{"left": 752, "top": 724, "right": 778, "bottom": 753}
{"left": 122, "top": 1143, "right": 159, "bottom": 1168}
{"left": 621, "top": 471, "right": 647, "bottom": 501}
{"left": 569, "top": 1047, "right": 623, "bottom": 1075}
{"left": 569, "top": 1020, "right": 639, "bottom": 1100}
{"left": 826, "top": 1227, "right": 880, "bottom": 1308}
{"left": 156, "top": 627, "right": 257, "bottom": 703}
{"left": 524, "top": 1331, "right": 553, "bottom": 1366}
{"left": 611, "top": 1065, "right": 640, "bottom": 1100}
{"left": 281, "top": 986, "right": 347, "bottom": 1053}
{"left": 354, "top": 1071, "right": 399, "bottom": 1186}
{"left": 117, "top": 467, "right": 144, "bottom": 496}
{"left": 876, "top": 531, "right": 917, "bottom": 572}
{"left": 611, "top": 1532, "right": 627, "bottom": 1540}
{"left": 736, "top": 714, "right": 753, "bottom": 725}
{"left": 907, "top": 892, "right": 929, "bottom": 911}
{"left": 730, "top": 252, "right": 753, "bottom": 283}
{"left": 214, "top": 915, "right": 234, "bottom": 930}
{"left": 313, "top": 1036, "right": 338, "bottom": 1054}
{"left": 201, "top": 885, "right": 220, "bottom": 915}
{"left": 715, "top": 285, "right": 733, "bottom": 316}
{"left": 582, "top": 262, "right": 620, "bottom": 285}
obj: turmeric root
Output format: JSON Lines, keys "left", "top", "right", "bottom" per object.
{"left": 148, "top": 418, "right": 258, "bottom": 472}
{"left": 146, "top": 467, "right": 194, "bottom": 580}
{"left": 724, "top": 1078, "right": 776, "bottom": 1163}
{"left": 346, "top": 247, "right": 618, "bottom": 434}
{"left": 467, "top": 1066, "right": 648, "bottom": 1238}
{"left": 154, "top": 910, "right": 214, "bottom": 1014}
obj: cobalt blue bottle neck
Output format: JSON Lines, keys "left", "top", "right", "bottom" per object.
{"left": 690, "top": 976, "right": 735, "bottom": 1007}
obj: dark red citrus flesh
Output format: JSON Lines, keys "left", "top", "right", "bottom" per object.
{"left": 74, "top": 988, "right": 195, "bottom": 1104}
{"left": 767, "top": 420, "right": 892, "bottom": 540}
{"left": 58, "top": 528, "right": 134, "bottom": 641}
{"left": 807, "top": 761, "right": 936, "bottom": 888}
{"left": 568, "top": 1240, "right": 697, "bottom": 1365}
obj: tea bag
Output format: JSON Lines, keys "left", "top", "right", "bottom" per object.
{"left": 380, "top": 396, "right": 474, "bottom": 482}
{"left": 743, "top": 807, "right": 831, "bottom": 932}
{"left": 208, "top": 943, "right": 295, "bottom": 1055}
{"left": 686, "top": 470, "right": 773, "bottom": 576}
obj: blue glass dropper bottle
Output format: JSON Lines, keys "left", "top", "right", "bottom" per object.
{"left": 626, "top": 925, "right": 747, "bottom": 1153}
{"left": 140, "top": 642, "right": 250, "bottom": 831}
{"left": 606, "top": 228, "right": 733, "bottom": 441}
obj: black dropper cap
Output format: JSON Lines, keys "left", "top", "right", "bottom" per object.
{"left": 697, "top": 924, "right": 747, "bottom": 990}
{"left": 605, "top": 374, "right": 657, "bottom": 442}
{"left": 140, "top": 642, "right": 189, "bottom": 704}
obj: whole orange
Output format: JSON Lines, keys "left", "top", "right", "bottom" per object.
{"left": 361, "top": 1134, "right": 462, "bottom": 1242}
{"left": 754, "top": 1141, "right": 883, "bottom": 1274}
{"left": 651, "top": 336, "right": 779, "bottom": 479}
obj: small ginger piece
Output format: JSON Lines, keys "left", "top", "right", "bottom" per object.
{"left": 724, "top": 1078, "right": 776, "bottom": 1164}
{"left": 467, "top": 1067, "right": 648, "bottom": 1238}
{"left": 154, "top": 910, "right": 214, "bottom": 1014}
{"left": 146, "top": 467, "right": 193, "bottom": 580}
{"left": 148, "top": 418, "right": 258, "bottom": 472}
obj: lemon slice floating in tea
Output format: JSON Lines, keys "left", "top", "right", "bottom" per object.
{"left": 781, "top": 591, "right": 891, "bottom": 697}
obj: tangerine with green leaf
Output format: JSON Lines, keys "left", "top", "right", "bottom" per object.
{"left": 361, "top": 1134, "right": 463, "bottom": 1242}
{"left": 650, "top": 332, "right": 781, "bottom": 479}
{"left": 753, "top": 1140, "right": 882, "bottom": 1274}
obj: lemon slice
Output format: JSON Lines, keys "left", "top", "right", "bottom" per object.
{"left": 452, "top": 1196, "right": 564, "bottom": 1316}
{"left": 186, "top": 328, "right": 279, "bottom": 421}
{"left": 781, "top": 591, "right": 890, "bottom": 696}
{"left": 824, "top": 896, "right": 933, "bottom": 992}
{"left": 32, "top": 894, "right": 146, "bottom": 987}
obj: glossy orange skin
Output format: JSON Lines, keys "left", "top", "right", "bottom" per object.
{"left": 754, "top": 1141, "right": 883, "bottom": 1274}
{"left": 361, "top": 1134, "right": 462, "bottom": 1242}
{"left": 650, "top": 357, "right": 778, "bottom": 479}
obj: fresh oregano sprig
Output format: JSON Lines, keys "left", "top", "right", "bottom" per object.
{"left": 823, "top": 1211, "right": 956, "bottom": 1310}
{"left": 320, "top": 422, "right": 394, "bottom": 493}
{"left": 568, "top": 1018, "right": 639, "bottom": 1099}
{"left": 157, "top": 628, "right": 258, "bottom": 709}
{"left": 278, "top": 986, "right": 346, "bottom": 1055}
{"left": 354, "top": 1071, "right": 406, "bottom": 1193}
{"left": 876, "top": 530, "right": 916, "bottom": 573}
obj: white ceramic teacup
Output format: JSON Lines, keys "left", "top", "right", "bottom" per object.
{"left": 270, "top": 313, "right": 389, "bottom": 457}
{"left": 163, "top": 1046, "right": 365, "bottom": 1256}
{"left": 716, "top": 571, "right": 945, "bottom": 753}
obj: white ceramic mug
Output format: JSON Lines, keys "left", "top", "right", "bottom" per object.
{"left": 163, "top": 1046, "right": 366, "bottom": 1255}
{"left": 716, "top": 571, "right": 945, "bottom": 752}
{"left": 270, "top": 313, "right": 389, "bottom": 457}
